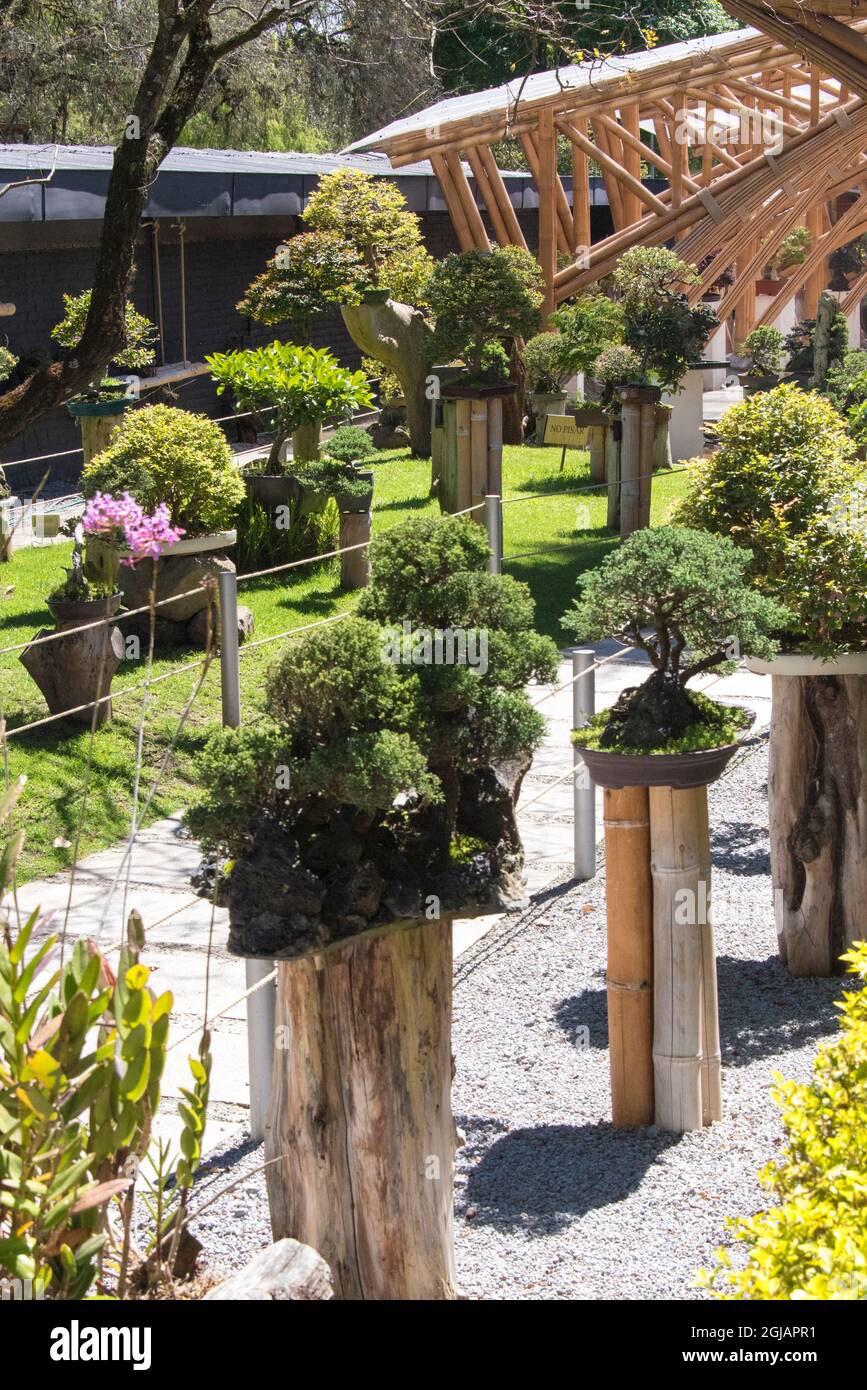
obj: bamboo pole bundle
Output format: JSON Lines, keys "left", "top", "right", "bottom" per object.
{"left": 603, "top": 788, "right": 655, "bottom": 1128}
{"left": 619, "top": 398, "right": 642, "bottom": 537}
{"left": 649, "top": 785, "right": 721, "bottom": 1134}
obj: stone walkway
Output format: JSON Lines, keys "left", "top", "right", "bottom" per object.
{"left": 7, "top": 644, "right": 772, "bottom": 1155}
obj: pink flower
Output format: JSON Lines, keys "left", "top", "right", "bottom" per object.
{"left": 82, "top": 491, "right": 143, "bottom": 538}
{"left": 82, "top": 492, "right": 184, "bottom": 566}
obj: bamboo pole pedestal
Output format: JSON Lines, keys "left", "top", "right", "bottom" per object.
{"left": 265, "top": 915, "right": 458, "bottom": 1301}
{"left": 613, "top": 386, "right": 662, "bottom": 537}
{"left": 436, "top": 383, "right": 511, "bottom": 519}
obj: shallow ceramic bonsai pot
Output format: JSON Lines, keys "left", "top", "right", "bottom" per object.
{"left": 738, "top": 373, "right": 779, "bottom": 397}
{"left": 578, "top": 742, "right": 739, "bottom": 791}
{"left": 47, "top": 591, "right": 123, "bottom": 626}
{"left": 333, "top": 469, "right": 374, "bottom": 514}
{"left": 67, "top": 397, "right": 132, "bottom": 418}
{"left": 746, "top": 651, "right": 867, "bottom": 677}
{"left": 245, "top": 474, "right": 300, "bottom": 507}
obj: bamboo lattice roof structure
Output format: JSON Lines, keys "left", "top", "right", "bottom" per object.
{"left": 348, "top": 6, "right": 867, "bottom": 332}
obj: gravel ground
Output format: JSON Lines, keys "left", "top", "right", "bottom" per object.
{"left": 189, "top": 730, "right": 845, "bottom": 1299}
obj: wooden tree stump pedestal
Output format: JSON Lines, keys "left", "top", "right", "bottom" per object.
{"left": 19, "top": 619, "right": 125, "bottom": 727}
{"left": 265, "top": 915, "right": 458, "bottom": 1301}
{"left": 768, "top": 673, "right": 867, "bottom": 976}
{"left": 338, "top": 510, "right": 371, "bottom": 590}
{"left": 615, "top": 386, "right": 662, "bottom": 538}
{"left": 435, "top": 385, "right": 511, "bottom": 519}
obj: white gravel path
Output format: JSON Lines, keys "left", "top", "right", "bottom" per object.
{"left": 189, "top": 729, "right": 844, "bottom": 1299}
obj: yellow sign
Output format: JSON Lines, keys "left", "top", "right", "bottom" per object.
{"left": 543, "top": 414, "right": 591, "bottom": 448}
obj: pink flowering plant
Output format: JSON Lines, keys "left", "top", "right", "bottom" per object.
{"left": 51, "top": 492, "right": 184, "bottom": 604}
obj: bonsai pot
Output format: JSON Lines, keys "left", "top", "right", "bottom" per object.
{"left": 738, "top": 372, "right": 780, "bottom": 396}
{"left": 756, "top": 279, "right": 783, "bottom": 297}
{"left": 245, "top": 474, "right": 301, "bottom": 507}
{"left": 578, "top": 741, "right": 739, "bottom": 791}
{"left": 66, "top": 396, "right": 132, "bottom": 418}
{"left": 333, "top": 469, "right": 374, "bottom": 514}
{"left": 616, "top": 384, "right": 663, "bottom": 406}
{"left": 746, "top": 650, "right": 867, "bottom": 677}
{"left": 47, "top": 591, "right": 123, "bottom": 626}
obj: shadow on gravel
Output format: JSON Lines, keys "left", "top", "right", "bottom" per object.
{"left": 717, "top": 954, "right": 843, "bottom": 1066}
{"left": 711, "top": 820, "right": 770, "bottom": 876}
{"left": 555, "top": 984, "right": 608, "bottom": 1049}
{"left": 456, "top": 1117, "right": 677, "bottom": 1233}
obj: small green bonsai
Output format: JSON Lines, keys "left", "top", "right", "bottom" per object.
{"left": 52, "top": 289, "right": 157, "bottom": 398}
{"left": 741, "top": 326, "right": 784, "bottom": 379}
{"left": 238, "top": 230, "right": 364, "bottom": 337}
{"left": 825, "top": 348, "right": 867, "bottom": 412}
{"left": 550, "top": 294, "right": 625, "bottom": 378}
{"left": 208, "top": 342, "right": 372, "bottom": 471}
{"left": 768, "top": 225, "right": 811, "bottom": 274}
{"left": 322, "top": 424, "right": 377, "bottom": 465}
{"left": 609, "top": 246, "right": 718, "bottom": 393}
{"left": 592, "top": 344, "right": 645, "bottom": 404}
{"left": 427, "top": 246, "right": 544, "bottom": 383}
{"left": 521, "top": 333, "right": 571, "bottom": 395}
{"left": 564, "top": 528, "right": 786, "bottom": 753}
{"left": 81, "top": 405, "right": 245, "bottom": 536}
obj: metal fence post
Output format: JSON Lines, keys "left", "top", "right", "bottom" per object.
{"left": 572, "top": 648, "right": 596, "bottom": 881}
{"left": 485, "top": 493, "right": 502, "bottom": 574}
{"left": 218, "top": 567, "right": 275, "bottom": 1144}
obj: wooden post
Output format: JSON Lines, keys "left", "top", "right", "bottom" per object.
{"left": 649, "top": 785, "right": 722, "bottom": 1134}
{"left": 619, "top": 394, "right": 642, "bottom": 538}
{"left": 638, "top": 400, "right": 656, "bottom": 529}
{"left": 652, "top": 404, "right": 673, "bottom": 471}
{"left": 265, "top": 917, "right": 457, "bottom": 1301}
{"left": 80, "top": 411, "right": 126, "bottom": 466}
{"left": 603, "top": 788, "right": 655, "bottom": 1128}
{"left": 338, "top": 510, "right": 371, "bottom": 590}
{"left": 769, "top": 673, "right": 867, "bottom": 977}
{"left": 537, "top": 108, "right": 558, "bottom": 321}
{"left": 486, "top": 396, "right": 503, "bottom": 496}
{"left": 455, "top": 398, "right": 472, "bottom": 512}
{"left": 606, "top": 421, "right": 622, "bottom": 530}
{"left": 470, "top": 399, "right": 488, "bottom": 509}
{"left": 588, "top": 426, "right": 606, "bottom": 484}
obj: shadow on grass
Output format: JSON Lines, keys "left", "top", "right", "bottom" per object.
{"left": 509, "top": 469, "right": 594, "bottom": 497}
{"left": 455, "top": 1114, "right": 677, "bottom": 1233}
{"left": 0, "top": 607, "right": 51, "bottom": 634}
{"left": 506, "top": 531, "right": 620, "bottom": 643}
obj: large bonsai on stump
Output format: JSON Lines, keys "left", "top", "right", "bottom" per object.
{"left": 239, "top": 169, "right": 437, "bottom": 456}
{"left": 186, "top": 513, "right": 558, "bottom": 1299}
{"left": 675, "top": 384, "right": 867, "bottom": 976}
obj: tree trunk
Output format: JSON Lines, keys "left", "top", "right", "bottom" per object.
{"left": 341, "top": 301, "right": 434, "bottom": 458}
{"left": 20, "top": 623, "right": 125, "bottom": 727}
{"left": 338, "top": 510, "right": 370, "bottom": 590}
{"left": 292, "top": 420, "right": 321, "bottom": 465}
{"left": 770, "top": 674, "right": 867, "bottom": 976}
{"left": 265, "top": 917, "right": 457, "bottom": 1301}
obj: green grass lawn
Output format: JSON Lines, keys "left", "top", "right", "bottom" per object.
{"left": 1, "top": 443, "right": 690, "bottom": 883}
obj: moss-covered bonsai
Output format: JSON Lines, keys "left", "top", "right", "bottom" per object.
{"left": 207, "top": 342, "right": 372, "bottom": 472}
{"left": 564, "top": 527, "right": 785, "bottom": 756}
{"left": 427, "top": 246, "right": 544, "bottom": 387}
{"left": 186, "top": 513, "right": 559, "bottom": 954}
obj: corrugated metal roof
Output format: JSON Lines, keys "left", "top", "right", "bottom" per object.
{"left": 0, "top": 144, "right": 438, "bottom": 177}
{"left": 345, "top": 27, "right": 761, "bottom": 152}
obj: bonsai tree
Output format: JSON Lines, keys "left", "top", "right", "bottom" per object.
{"left": 824, "top": 348, "right": 867, "bottom": 413}
{"left": 240, "top": 170, "right": 436, "bottom": 455}
{"left": 207, "top": 342, "right": 372, "bottom": 470}
{"left": 521, "top": 332, "right": 571, "bottom": 396}
{"left": 828, "top": 232, "right": 867, "bottom": 288}
{"left": 550, "top": 293, "right": 625, "bottom": 378}
{"left": 609, "top": 247, "right": 718, "bottom": 393}
{"left": 81, "top": 405, "right": 244, "bottom": 537}
{"left": 426, "top": 246, "right": 544, "bottom": 383}
{"left": 564, "top": 527, "right": 786, "bottom": 752}
{"left": 237, "top": 231, "right": 365, "bottom": 340}
{"left": 767, "top": 225, "right": 811, "bottom": 276}
{"left": 592, "top": 344, "right": 645, "bottom": 406}
{"left": 739, "top": 326, "right": 785, "bottom": 392}
{"left": 52, "top": 289, "right": 157, "bottom": 401}
{"left": 322, "top": 424, "right": 377, "bottom": 465}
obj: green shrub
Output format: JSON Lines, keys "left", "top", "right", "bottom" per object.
{"left": 701, "top": 942, "right": 867, "bottom": 1301}
{"left": 52, "top": 289, "right": 157, "bottom": 372}
{"left": 769, "top": 224, "right": 811, "bottom": 272}
{"left": 610, "top": 247, "right": 717, "bottom": 392}
{"left": 208, "top": 342, "right": 372, "bottom": 471}
{"left": 564, "top": 528, "right": 786, "bottom": 750}
{"left": 427, "top": 246, "right": 544, "bottom": 378}
{"left": 785, "top": 301, "right": 848, "bottom": 379}
{"left": 674, "top": 385, "right": 867, "bottom": 652}
{"left": 825, "top": 348, "right": 867, "bottom": 412}
{"left": 232, "top": 492, "right": 336, "bottom": 574}
{"left": 237, "top": 229, "right": 364, "bottom": 333}
{"left": 592, "top": 344, "right": 644, "bottom": 393}
{"left": 550, "top": 294, "right": 625, "bottom": 377}
{"left": 741, "top": 325, "right": 784, "bottom": 377}
{"left": 81, "top": 405, "right": 244, "bottom": 535}
{"left": 323, "top": 424, "right": 377, "bottom": 464}
{"left": 0, "top": 345, "right": 18, "bottom": 383}
{"left": 521, "top": 333, "right": 571, "bottom": 393}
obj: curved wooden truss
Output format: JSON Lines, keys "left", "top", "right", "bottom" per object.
{"left": 349, "top": 10, "right": 867, "bottom": 337}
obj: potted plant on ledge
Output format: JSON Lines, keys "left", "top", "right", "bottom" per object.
{"left": 80, "top": 405, "right": 246, "bottom": 649}
{"left": 675, "top": 384, "right": 867, "bottom": 977}
{"left": 738, "top": 326, "right": 785, "bottom": 396}
{"left": 562, "top": 527, "right": 785, "bottom": 1136}
{"left": 185, "top": 512, "right": 559, "bottom": 1299}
